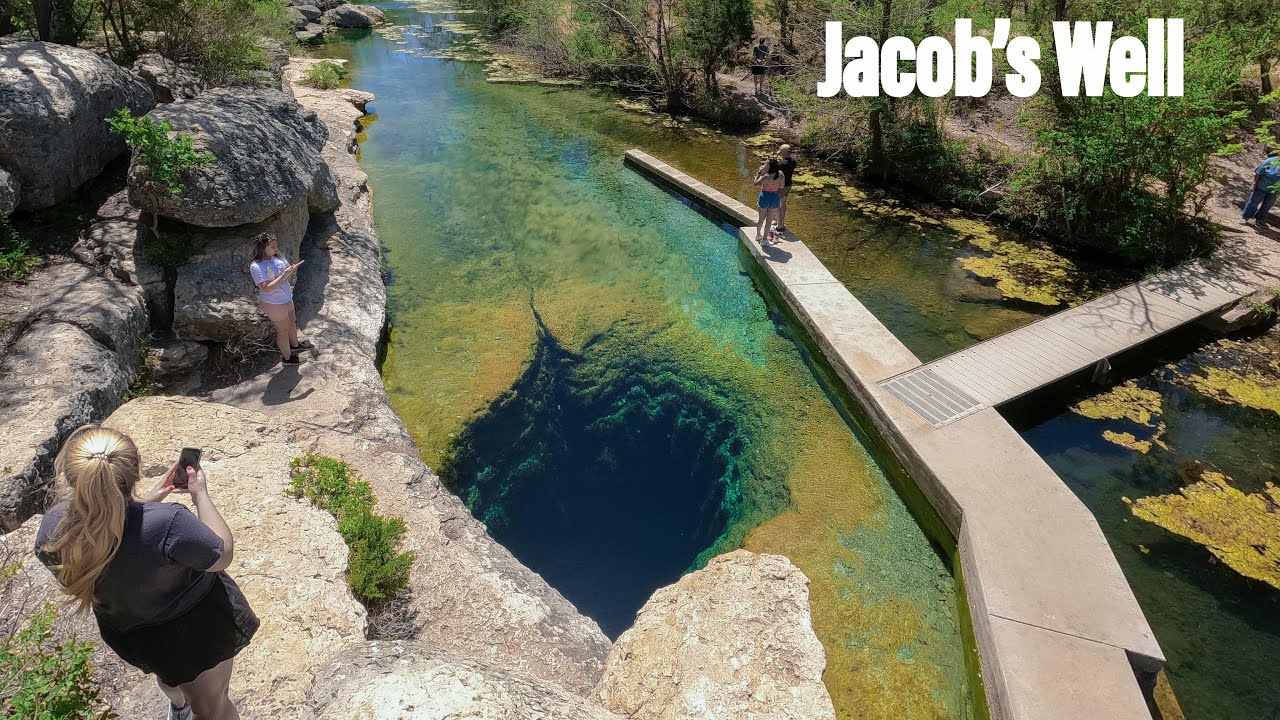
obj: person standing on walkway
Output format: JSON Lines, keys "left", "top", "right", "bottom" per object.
{"left": 754, "top": 157, "right": 785, "bottom": 246}
{"left": 1242, "top": 151, "right": 1280, "bottom": 228}
{"left": 777, "top": 144, "right": 797, "bottom": 232}
{"left": 250, "top": 233, "right": 312, "bottom": 366}
{"left": 751, "top": 38, "right": 769, "bottom": 95}
{"left": 35, "top": 426, "right": 258, "bottom": 720}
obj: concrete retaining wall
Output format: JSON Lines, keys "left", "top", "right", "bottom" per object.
{"left": 625, "top": 149, "right": 1165, "bottom": 720}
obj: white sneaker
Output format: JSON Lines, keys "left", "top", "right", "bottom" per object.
{"left": 168, "top": 704, "right": 192, "bottom": 720}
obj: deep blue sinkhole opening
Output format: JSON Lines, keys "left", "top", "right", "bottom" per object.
{"left": 441, "top": 318, "right": 741, "bottom": 638}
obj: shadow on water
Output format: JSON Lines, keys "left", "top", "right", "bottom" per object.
{"left": 440, "top": 297, "right": 748, "bottom": 638}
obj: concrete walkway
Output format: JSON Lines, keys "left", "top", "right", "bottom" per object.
{"left": 625, "top": 149, "right": 1166, "bottom": 720}
{"left": 884, "top": 250, "right": 1280, "bottom": 426}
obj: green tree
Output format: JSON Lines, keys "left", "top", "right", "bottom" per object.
{"left": 682, "top": 0, "right": 752, "bottom": 94}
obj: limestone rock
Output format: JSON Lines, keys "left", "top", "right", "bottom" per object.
{"left": 297, "top": 4, "right": 322, "bottom": 20}
{"left": 172, "top": 198, "right": 310, "bottom": 344}
{"left": 287, "top": 6, "right": 309, "bottom": 29}
{"left": 71, "top": 190, "right": 169, "bottom": 328}
{"left": 313, "top": 0, "right": 346, "bottom": 11}
{"left": 324, "top": 3, "right": 385, "bottom": 28}
{"left": 0, "top": 167, "right": 18, "bottom": 215}
{"left": 132, "top": 53, "right": 206, "bottom": 103}
{"left": 0, "top": 396, "right": 369, "bottom": 719}
{"left": 295, "top": 23, "right": 326, "bottom": 45}
{"left": 595, "top": 550, "right": 836, "bottom": 720}
{"left": 148, "top": 339, "right": 209, "bottom": 391}
{"left": 0, "top": 263, "right": 148, "bottom": 530}
{"left": 308, "top": 642, "right": 625, "bottom": 720}
{"left": 127, "top": 87, "right": 337, "bottom": 228}
{"left": 0, "top": 42, "right": 154, "bottom": 210}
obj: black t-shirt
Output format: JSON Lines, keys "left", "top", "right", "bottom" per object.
{"left": 779, "top": 156, "right": 797, "bottom": 186}
{"left": 36, "top": 501, "right": 223, "bottom": 631}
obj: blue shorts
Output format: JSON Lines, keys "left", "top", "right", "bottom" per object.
{"left": 757, "top": 190, "right": 780, "bottom": 209}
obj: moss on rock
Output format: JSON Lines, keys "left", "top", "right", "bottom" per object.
{"left": 1124, "top": 470, "right": 1280, "bottom": 590}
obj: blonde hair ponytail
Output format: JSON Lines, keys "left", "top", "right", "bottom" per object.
{"left": 42, "top": 426, "right": 142, "bottom": 613}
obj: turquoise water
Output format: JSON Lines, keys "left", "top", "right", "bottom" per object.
{"left": 314, "top": 4, "right": 980, "bottom": 717}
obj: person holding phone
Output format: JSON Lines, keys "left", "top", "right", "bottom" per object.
{"left": 34, "top": 426, "right": 257, "bottom": 720}
{"left": 249, "top": 232, "right": 312, "bottom": 366}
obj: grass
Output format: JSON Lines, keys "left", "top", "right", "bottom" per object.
{"left": 300, "top": 61, "right": 346, "bottom": 90}
{"left": 287, "top": 454, "right": 414, "bottom": 606}
{"left": 0, "top": 215, "right": 39, "bottom": 282}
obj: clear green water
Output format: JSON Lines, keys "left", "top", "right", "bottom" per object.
{"left": 1012, "top": 328, "right": 1280, "bottom": 720}
{"left": 314, "top": 3, "right": 985, "bottom": 717}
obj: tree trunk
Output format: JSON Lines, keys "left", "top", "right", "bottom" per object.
{"left": 1262, "top": 57, "right": 1273, "bottom": 97}
{"left": 867, "top": 0, "right": 891, "bottom": 179}
{"left": 33, "top": 0, "right": 53, "bottom": 40}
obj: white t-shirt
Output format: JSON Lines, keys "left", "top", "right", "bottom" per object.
{"left": 250, "top": 256, "right": 292, "bottom": 305}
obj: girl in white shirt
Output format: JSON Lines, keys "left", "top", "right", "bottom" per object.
{"left": 249, "top": 233, "right": 312, "bottom": 365}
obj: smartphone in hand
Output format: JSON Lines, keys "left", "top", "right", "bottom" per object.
{"left": 173, "top": 447, "right": 202, "bottom": 489}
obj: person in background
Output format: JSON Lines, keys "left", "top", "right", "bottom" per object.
{"left": 751, "top": 38, "right": 770, "bottom": 95}
{"left": 34, "top": 426, "right": 258, "bottom": 720}
{"left": 754, "top": 157, "right": 785, "bottom": 246}
{"left": 1242, "top": 150, "right": 1280, "bottom": 229}
{"left": 249, "top": 233, "right": 313, "bottom": 366}
{"left": 776, "top": 144, "right": 797, "bottom": 232}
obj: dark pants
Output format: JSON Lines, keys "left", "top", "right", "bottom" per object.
{"left": 1243, "top": 189, "right": 1276, "bottom": 223}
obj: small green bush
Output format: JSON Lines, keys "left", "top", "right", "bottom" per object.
{"left": 300, "top": 61, "right": 346, "bottom": 90}
{"left": 0, "top": 604, "right": 114, "bottom": 720}
{"left": 288, "top": 454, "right": 414, "bottom": 605}
{"left": 143, "top": 231, "right": 198, "bottom": 269}
{"left": 107, "top": 108, "right": 215, "bottom": 195}
{"left": 0, "top": 215, "right": 38, "bottom": 282}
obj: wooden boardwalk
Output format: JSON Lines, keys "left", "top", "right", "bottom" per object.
{"left": 882, "top": 260, "right": 1265, "bottom": 426}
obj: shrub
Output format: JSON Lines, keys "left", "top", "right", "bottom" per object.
{"left": 288, "top": 454, "right": 414, "bottom": 605}
{"left": 0, "top": 605, "right": 113, "bottom": 720}
{"left": 131, "top": 0, "right": 292, "bottom": 84}
{"left": 0, "top": 215, "right": 38, "bottom": 282}
{"left": 300, "top": 61, "right": 346, "bottom": 90}
{"left": 143, "top": 230, "right": 198, "bottom": 269}
{"left": 107, "top": 108, "right": 215, "bottom": 195}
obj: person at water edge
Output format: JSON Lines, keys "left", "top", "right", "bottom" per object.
{"left": 751, "top": 38, "right": 769, "bottom": 94}
{"left": 754, "top": 157, "right": 785, "bottom": 246}
{"left": 1241, "top": 151, "right": 1280, "bottom": 228}
{"left": 34, "top": 426, "right": 258, "bottom": 720}
{"left": 777, "top": 144, "right": 797, "bottom": 232}
{"left": 250, "top": 232, "right": 313, "bottom": 366}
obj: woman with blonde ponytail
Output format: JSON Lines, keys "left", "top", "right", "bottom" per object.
{"left": 35, "top": 426, "right": 258, "bottom": 720}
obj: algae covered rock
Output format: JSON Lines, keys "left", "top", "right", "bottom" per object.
{"left": 128, "top": 87, "right": 337, "bottom": 227}
{"left": 595, "top": 549, "right": 835, "bottom": 720}
{"left": 1125, "top": 470, "right": 1280, "bottom": 590}
{"left": 0, "top": 42, "right": 154, "bottom": 210}
{"left": 308, "top": 642, "right": 625, "bottom": 720}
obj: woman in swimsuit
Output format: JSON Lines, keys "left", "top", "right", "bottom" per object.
{"left": 754, "top": 157, "right": 785, "bottom": 246}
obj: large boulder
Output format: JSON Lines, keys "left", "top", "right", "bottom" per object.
{"left": 0, "top": 42, "right": 154, "bottom": 210}
{"left": 1, "top": 396, "right": 369, "bottom": 719}
{"left": 172, "top": 198, "right": 309, "bottom": 343}
{"left": 127, "top": 87, "right": 337, "bottom": 228}
{"left": 0, "top": 167, "right": 17, "bottom": 215}
{"left": 297, "top": 4, "right": 322, "bottom": 20}
{"left": 131, "top": 53, "right": 206, "bottom": 103}
{"left": 308, "top": 643, "right": 625, "bottom": 720}
{"left": 0, "top": 263, "right": 148, "bottom": 530}
{"left": 70, "top": 189, "right": 169, "bottom": 328}
{"left": 295, "top": 23, "right": 326, "bottom": 45}
{"left": 324, "top": 3, "right": 385, "bottom": 28}
{"left": 595, "top": 550, "right": 836, "bottom": 720}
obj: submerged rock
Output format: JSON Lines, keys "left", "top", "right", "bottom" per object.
{"left": 0, "top": 263, "right": 147, "bottom": 530}
{"left": 128, "top": 87, "right": 337, "bottom": 228}
{"left": 595, "top": 550, "right": 835, "bottom": 720}
{"left": 308, "top": 643, "right": 624, "bottom": 719}
{"left": 1125, "top": 469, "right": 1280, "bottom": 591}
{"left": 0, "top": 42, "right": 154, "bottom": 210}
{"left": 132, "top": 53, "right": 206, "bottom": 103}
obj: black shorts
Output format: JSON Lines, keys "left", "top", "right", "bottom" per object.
{"left": 96, "top": 573, "right": 259, "bottom": 687}
{"left": 751, "top": 65, "right": 765, "bottom": 75}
